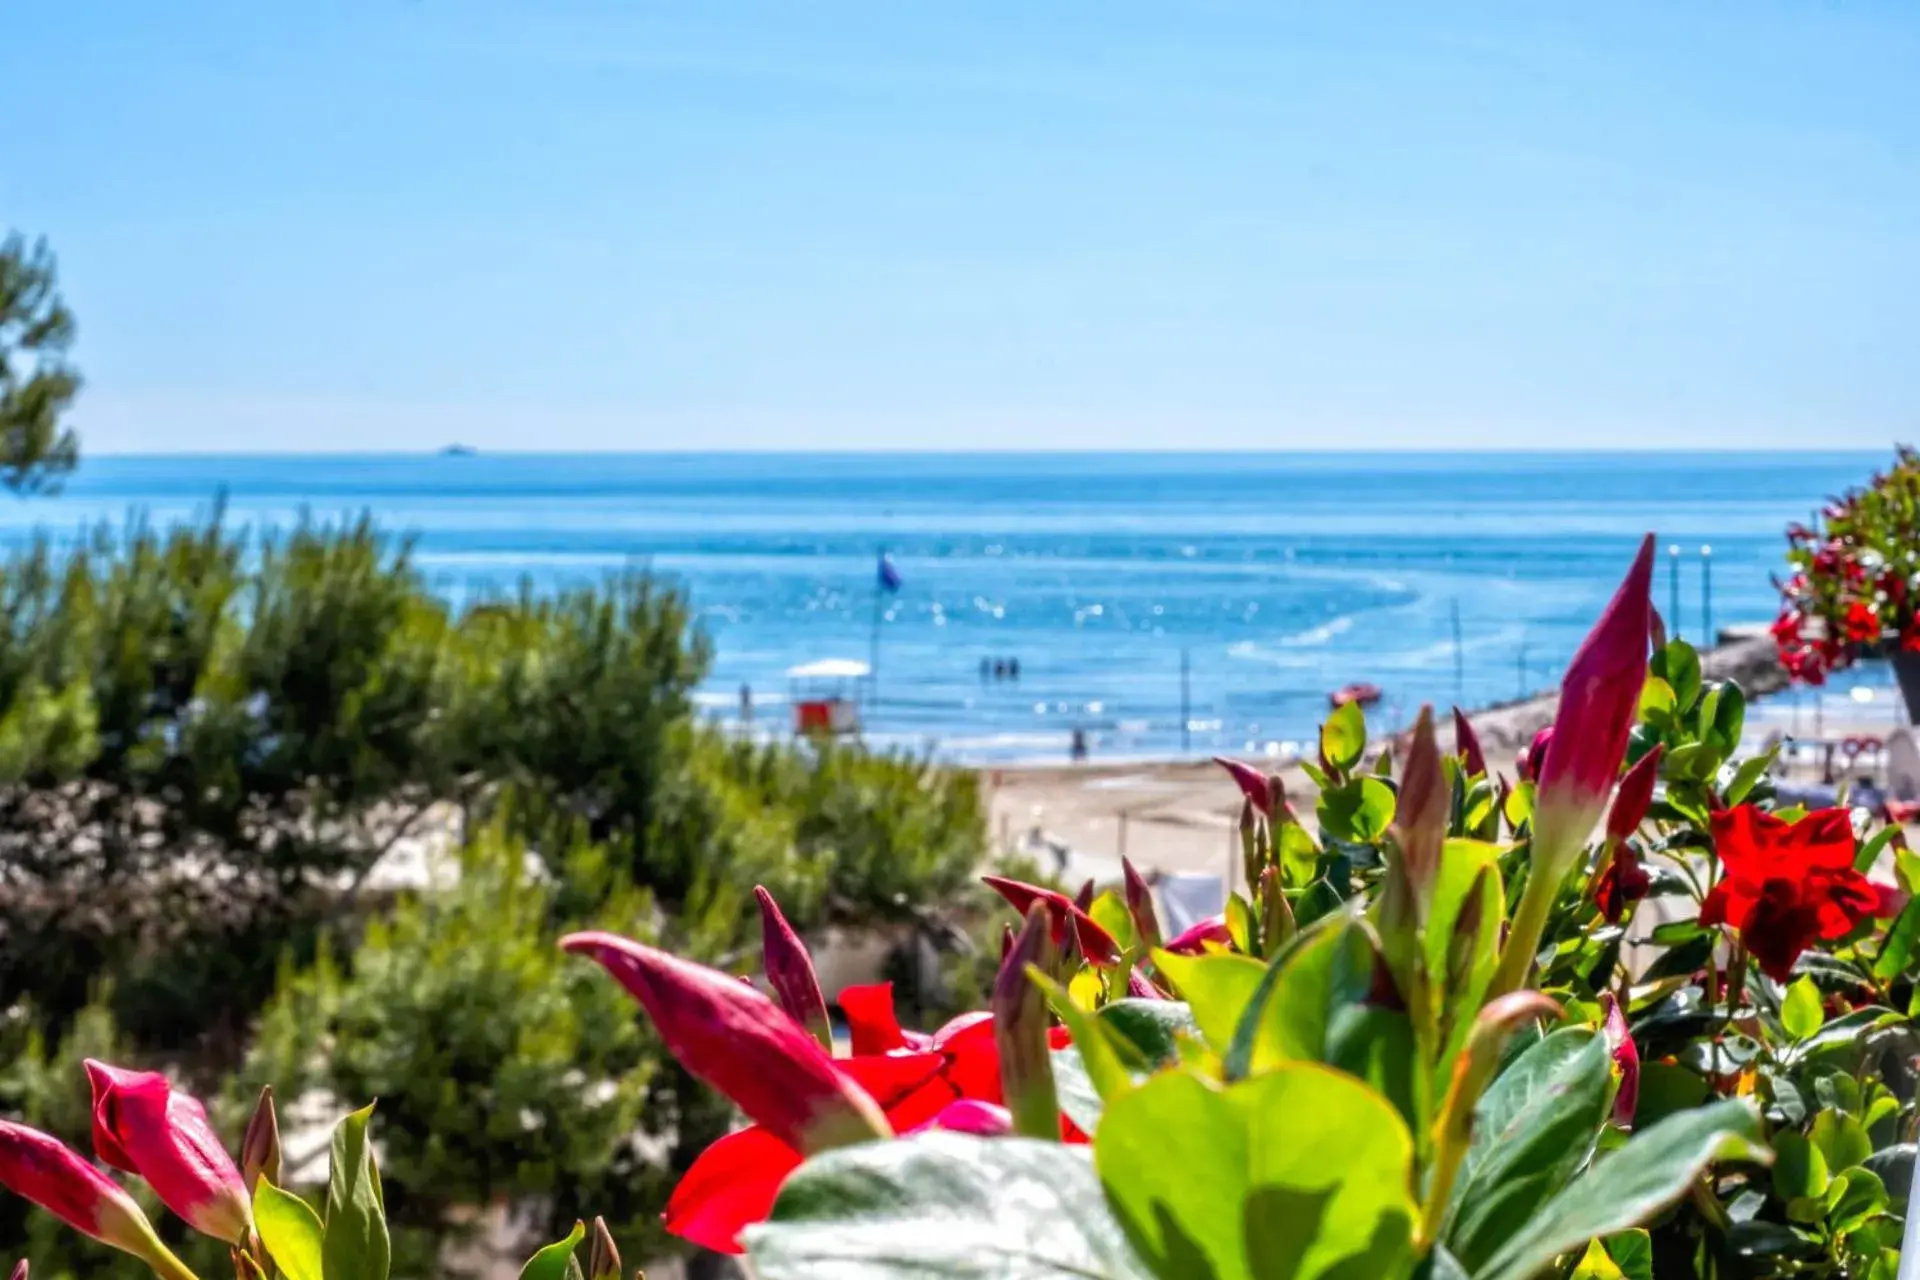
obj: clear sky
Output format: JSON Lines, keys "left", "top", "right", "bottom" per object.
{"left": 4, "top": 1, "right": 1917, "bottom": 453}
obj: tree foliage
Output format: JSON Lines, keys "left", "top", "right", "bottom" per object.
{"left": 0, "top": 233, "right": 81, "bottom": 493}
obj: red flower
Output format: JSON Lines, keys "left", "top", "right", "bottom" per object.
{"left": 1452, "top": 706, "right": 1489, "bottom": 777}
{"left": 1701, "top": 807, "right": 1897, "bottom": 981}
{"left": 1843, "top": 601, "right": 1880, "bottom": 645}
{"left": 1901, "top": 621, "right": 1920, "bottom": 654}
{"left": 560, "top": 932, "right": 892, "bottom": 1153}
{"left": 1600, "top": 993, "right": 1639, "bottom": 1129}
{"left": 1162, "top": 914, "right": 1233, "bottom": 955}
{"left": 980, "top": 875, "right": 1122, "bottom": 965}
{"left": 664, "top": 981, "right": 1078, "bottom": 1253}
{"left": 1770, "top": 611, "right": 1803, "bottom": 645}
{"left": 1517, "top": 726, "right": 1552, "bottom": 783}
{"left": 1595, "top": 845, "right": 1652, "bottom": 923}
{"left": 0, "top": 1121, "right": 189, "bottom": 1278}
{"left": 84, "top": 1062, "right": 252, "bottom": 1244}
{"left": 1537, "top": 535, "right": 1653, "bottom": 818}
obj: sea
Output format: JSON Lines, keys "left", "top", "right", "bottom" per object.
{"left": 0, "top": 451, "right": 1893, "bottom": 764}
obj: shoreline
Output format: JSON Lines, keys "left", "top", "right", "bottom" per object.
{"left": 975, "top": 628, "right": 1792, "bottom": 890}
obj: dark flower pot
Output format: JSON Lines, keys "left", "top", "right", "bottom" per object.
{"left": 1893, "top": 650, "right": 1920, "bottom": 723}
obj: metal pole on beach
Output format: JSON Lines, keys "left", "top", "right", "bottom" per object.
{"left": 1668, "top": 544, "right": 1683, "bottom": 640}
{"left": 1450, "top": 598, "right": 1464, "bottom": 706}
{"left": 869, "top": 557, "right": 885, "bottom": 708}
{"left": 1700, "top": 545, "right": 1714, "bottom": 643}
{"left": 1180, "top": 648, "right": 1192, "bottom": 754}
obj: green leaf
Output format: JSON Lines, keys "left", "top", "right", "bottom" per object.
{"left": 1859, "top": 824, "right": 1902, "bottom": 874}
{"left": 1152, "top": 949, "right": 1266, "bottom": 1056}
{"left": 1099, "top": 1000, "right": 1199, "bottom": 1068}
{"left": 1317, "top": 778, "right": 1395, "bottom": 843}
{"left": 1050, "top": 1046, "right": 1105, "bottom": 1136}
{"left": 746, "top": 1133, "right": 1155, "bottom": 1278}
{"left": 1811, "top": 1109, "right": 1873, "bottom": 1172}
{"left": 1603, "top": 1230, "right": 1654, "bottom": 1280}
{"left": 1443, "top": 1029, "right": 1614, "bottom": 1271}
{"left": 1873, "top": 893, "right": 1920, "bottom": 980}
{"left": 1654, "top": 641, "right": 1702, "bottom": 713}
{"left": 1704, "top": 681, "right": 1745, "bottom": 755}
{"left": 1569, "top": 1239, "right": 1624, "bottom": 1279}
{"left": 1773, "top": 1131, "right": 1831, "bottom": 1202}
{"left": 1032, "top": 971, "right": 1138, "bottom": 1105}
{"left": 1636, "top": 678, "right": 1676, "bottom": 726}
{"left": 1321, "top": 702, "right": 1366, "bottom": 774}
{"left": 1476, "top": 1101, "right": 1769, "bottom": 1280}
{"left": 323, "top": 1102, "right": 391, "bottom": 1280}
{"left": 1829, "top": 1165, "right": 1889, "bottom": 1236}
{"left": 1225, "top": 913, "right": 1367, "bottom": 1076}
{"left": 1633, "top": 1063, "right": 1710, "bottom": 1127}
{"left": 1089, "top": 891, "right": 1137, "bottom": 954}
{"left": 1724, "top": 750, "right": 1777, "bottom": 806}
{"left": 253, "top": 1181, "right": 326, "bottom": 1280}
{"left": 1782, "top": 976, "right": 1826, "bottom": 1040}
{"left": 1096, "top": 1064, "right": 1418, "bottom": 1280}
{"left": 520, "top": 1221, "right": 586, "bottom": 1280}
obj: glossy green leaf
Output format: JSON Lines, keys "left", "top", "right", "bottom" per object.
{"left": 520, "top": 1221, "right": 586, "bottom": 1280}
{"left": 1090, "top": 892, "right": 1137, "bottom": 954}
{"left": 1318, "top": 778, "right": 1396, "bottom": 843}
{"left": 1782, "top": 976, "right": 1825, "bottom": 1040}
{"left": 1636, "top": 678, "right": 1676, "bottom": 726}
{"left": 1151, "top": 949, "right": 1265, "bottom": 1056}
{"left": 1477, "top": 1101, "right": 1768, "bottom": 1280}
{"left": 748, "top": 1134, "right": 1153, "bottom": 1278}
{"left": 1050, "top": 1046, "right": 1104, "bottom": 1136}
{"left": 1033, "top": 971, "right": 1138, "bottom": 1105}
{"left": 253, "top": 1181, "right": 325, "bottom": 1280}
{"left": 1444, "top": 1029, "right": 1613, "bottom": 1271}
{"left": 1811, "top": 1109, "right": 1872, "bottom": 1172}
{"left": 1097, "top": 1064, "right": 1418, "bottom": 1280}
{"left": 1321, "top": 702, "right": 1366, "bottom": 774}
{"left": 1872, "top": 892, "right": 1920, "bottom": 980}
{"left": 1602, "top": 1230, "right": 1654, "bottom": 1280}
{"left": 323, "top": 1102, "right": 390, "bottom": 1280}
{"left": 1225, "top": 913, "right": 1366, "bottom": 1077}
{"left": 1773, "top": 1131, "right": 1831, "bottom": 1202}
{"left": 1654, "top": 641, "right": 1702, "bottom": 713}
{"left": 1098, "top": 999, "right": 1198, "bottom": 1068}
{"left": 1704, "top": 681, "right": 1745, "bottom": 755}
{"left": 1724, "top": 750, "right": 1777, "bottom": 806}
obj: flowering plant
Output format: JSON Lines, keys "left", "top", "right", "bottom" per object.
{"left": 1774, "top": 446, "right": 1920, "bottom": 684}
{"left": 9, "top": 535, "right": 1920, "bottom": 1279}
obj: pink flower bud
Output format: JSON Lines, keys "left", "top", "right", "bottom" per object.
{"left": 1538, "top": 535, "right": 1655, "bottom": 820}
{"left": 561, "top": 932, "right": 891, "bottom": 1152}
{"left": 1452, "top": 706, "right": 1488, "bottom": 777}
{"left": 0, "top": 1119, "right": 188, "bottom": 1277}
{"left": 240, "top": 1084, "right": 281, "bottom": 1196}
{"left": 84, "top": 1061, "right": 252, "bottom": 1244}
{"left": 993, "top": 904, "right": 1059, "bottom": 1140}
{"left": 1600, "top": 993, "right": 1640, "bottom": 1128}
{"left": 1211, "top": 756, "right": 1273, "bottom": 816}
{"left": 1121, "top": 857, "right": 1162, "bottom": 950}
{"left": 1606, "top": 746, "right": 1663, "bottom": 845}
{"left": 1162, "top": 914, "right": 1232, "bottom": 955}
{"left": 1395, "top": 706, "right": 1447, "bottom": 908}
{"left": 912, "top": 1100, "right": 1014, "bottom": 1136}
{"left": 754, "top": 886, "right": 833, "bottom": 1051}
{"left": 587, "top": 1215, "right": 621, "bottom": 1280}
{"left": 980, "top": 875, "right": 1121, "bottom": 966}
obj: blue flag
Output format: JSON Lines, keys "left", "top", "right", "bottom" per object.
{"left": 877, "top": 552, "right": 902, "bottom": 593}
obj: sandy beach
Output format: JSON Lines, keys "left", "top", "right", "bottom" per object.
{"left": 980, "top": 628, "right": 1802, "bottom": 892}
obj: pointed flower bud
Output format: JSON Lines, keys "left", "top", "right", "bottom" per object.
{"left": 9, "top": 1259, "right": 23, "bottom": 1280}
{"left": 1452, "top": 706, "right": 1488, "bottom": 777}
{"left": 980, "top": 876, "right": 1121, "bottom": 966}
{"left": 560, "top": 931, "right": 892, "bottom": 1152}
{"left": 1213, "top": 756, "right": 1273, "bottom": 816}
{"left": 1394, "top": 706, "right": 1447, "bottom": 913}
{"left": 1537, "top": 534, "right": 1655, "bottom": 837}
{"left": 1163, "top": 914, "right": 1233, "bottom": 955}
{"left": 994, "top": 904, "right": 1060, "bottom": 1140}
{"left": 1605, "top": 745, "right": 1663, "bottom": 846}
{"left": 586, "top": 1215, "right": 621, "bottom": 1280}
{"left": 240, "top": 1084, "right": 281, "bottom": 1196}
{"left": 84, "top": 1060, "right": 252, "bottom": 1244}
{"left": 1126, "top": 968, "right": 1166, "bottom": 1000}
{"left": 1600, "top": 993, "right": 1640, "bottom": 1129}
{"left": 1072, "top": 879, "right": 1096, "bottom": 912}
{"left": 754, "top": 886, "right": 833, "bottom": 1051}
{"left": 1121, "top": 857, "right": 1162, "bottom": 950}
{"left": 1260, "top": 865, "right": 1296, "bottom": 957}
{"left": 0, "top": 1119, "right": 197, "bottom": 1280}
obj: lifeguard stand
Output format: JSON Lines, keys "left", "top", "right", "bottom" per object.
{"left": 787, "top": 658, "right": 867, "bottom": 738}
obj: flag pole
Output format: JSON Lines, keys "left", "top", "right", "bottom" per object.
{"left": 869, "top": 547, "right": 885, "bottom": 708}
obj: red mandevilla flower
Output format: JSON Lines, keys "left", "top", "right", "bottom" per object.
{"left": 1162, "top": 914, "right": 1233, "bottom": 955}
{"left": 1701, "top": 807, "right": 1899, "bottom": 982}
{"left": 980, "top": 875, "right": 1122, "bottom": 966}
{"left": 1600, "top": 993, "right": 1639, "bottom": 1129}
{"left": 1843, "top": 600, "right": 1879, "bottom": 645}
{"left": 84, "top": 1061, "right": 253, "bottom": 1245}
{"left": 0, "top": 1119, "right": 189, "bottom": 1279}
{"left": 1595, "top": 845, "right": 1652, "bottom": 923}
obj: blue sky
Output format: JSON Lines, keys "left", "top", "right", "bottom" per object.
{"left": 4, "top": 1, "right": 1917, "bottom": 453}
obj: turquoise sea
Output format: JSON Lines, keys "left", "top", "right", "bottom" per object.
{"left": 0, "top": 451, "right": 1888, "bottom": 762}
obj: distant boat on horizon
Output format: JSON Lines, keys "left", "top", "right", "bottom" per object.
{"left": 440, "top": 443, "right": 478, "bottom": 457}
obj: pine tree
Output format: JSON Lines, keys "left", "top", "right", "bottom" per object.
{"left": 0, "top": 232, "right": 82, "bottom": 492}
